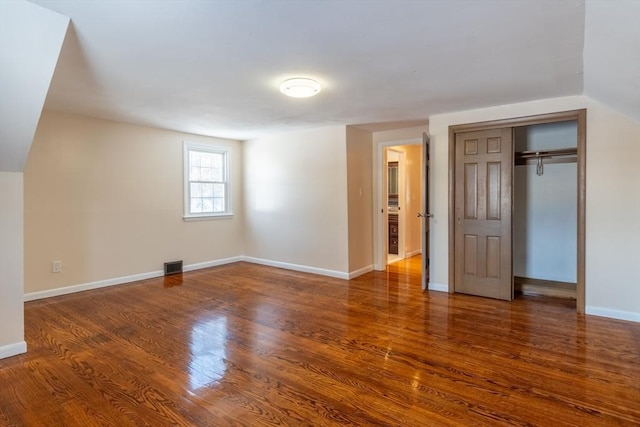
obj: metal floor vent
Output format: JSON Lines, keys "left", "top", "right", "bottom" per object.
{"left": 164, "top": 260, "right": 183, "bottom": 276}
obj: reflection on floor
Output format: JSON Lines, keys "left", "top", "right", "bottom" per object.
{"left": 379, "top": 254, "right": 423, "bottom": 294}
{"left": 386, "top": 253, "right": 403, "bottom": 264}
{"left": 2, "top": 258, "right": 638, "bottom": 425}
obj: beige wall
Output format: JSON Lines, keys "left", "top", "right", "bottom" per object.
{"left": 346, "top": 126, "right": 373, "bottom": 274}
{"left": 243, "top": 126, "right": 350, "bottom": 275}
{"left": 0, "top": 172, "right": 26, "bottom": 357}
{"left": 584, "top": 99, "right": 640, "bottom": 318}
{"left": 24, "top": 111, "right": 244, "bottom": 295}
{"left": 429, "top": 95, "right": 640, "bottom": 321}
{"left": 18, "top": 98, "right": 639, "bottom": 323}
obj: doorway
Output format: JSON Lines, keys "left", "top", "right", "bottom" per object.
{"left": 386, "top": 149, "right": 405, "bottom": 263}
{"left": 373, "top": 138, "right": 424, "bottom": 273}
{"left": 448, "top": 109, "right": 586, "bottom": 313}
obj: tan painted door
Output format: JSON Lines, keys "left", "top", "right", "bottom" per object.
{"left": 421, "top": 133, "right": 431, "bottom": 290}
{"left": 454, "top": 128, "right": 513, "bottom": 300}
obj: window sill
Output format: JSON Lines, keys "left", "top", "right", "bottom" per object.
{"left": 183, "top": 213, "right": 234, "bottom": 222}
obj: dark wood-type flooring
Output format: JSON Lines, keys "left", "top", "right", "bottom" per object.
{"left": 1, "top": 256, "right": 638, "bottom": 426}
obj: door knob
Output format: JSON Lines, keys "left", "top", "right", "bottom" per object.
{"left": 417, "top": 212, "right": 433, "bottom": 218}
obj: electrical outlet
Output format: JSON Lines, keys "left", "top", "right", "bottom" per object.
{"left": 52, "top": 261, "right": 62, "bottom": 273}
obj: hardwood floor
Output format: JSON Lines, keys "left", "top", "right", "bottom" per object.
{"left": 1, "top": 257, "right": 638, "bottom": 426}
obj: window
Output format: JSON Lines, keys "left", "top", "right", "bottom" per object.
{"left": 183, "top": 141, "right": 232, "bottom": 219}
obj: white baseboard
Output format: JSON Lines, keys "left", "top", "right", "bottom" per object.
{"left": 406, "top": 249, "right": 422, "bottom": 258}
{"left": 0, "top": 341, "right": 27, "bottom": 359}
{"left": 25, "top": 270, "right": 164, "bottom": 302}
{"left": 242, "top": 256, "right": 349, "bottom": 280}
{"left": 21, "top": 256, "right": 640, "bottom": 326}
{"left": 21, "top": 254, "right": 640, "bottom": 328}
{"left": 23, "top": 255, "right": 349, "bottom": 303}
{"left": 24, "top": 256, "right": 244, "bottom": 302}
{"left": 428, "top": 282, "right": 449, "bottom": 292}
{"left": 183, "top": 256, "right": 244, "bottom": 272}
{"left": 586, "top": 306, "right": 640, "bottom": 323}
{"left": 348, "top": 265, "right": 374, "bottom": 279}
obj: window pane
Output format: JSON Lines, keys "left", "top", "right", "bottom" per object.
{"left": 190, "top": 166, "right": 201, "bottom": 181}
{"left": 190, "top": 151, "right": 201, "bottom": 167}
{"left": 201, "top": 167, "right": 213, "bottom": 182}
{"left": 213, "top": 183, "right": 224, "bottom": 197}
{"left": 201, "top": 153, "right": 213, "bottom": 168}
{"left": 212, "top": 153, "right": 223, "bottom": 169}
{"left": 191, "top": 183, "right": 202, "bottom": 197}
{"left": 202, "top": 198, "right": 214, "bottom": 212}
{"left": 191, "top": 198, "right": 203, "bottom": 213}
{"left": 213, "top": 198, "right": 224, "bottom": 212}
{"left": 212, "top": 167, "right": 222, "bottom": 182}
{"left": 202, "top": 183, "right": 214, "bottom": 197}
{"left": 189, "top": 150, "right": 224, "bottom": 183}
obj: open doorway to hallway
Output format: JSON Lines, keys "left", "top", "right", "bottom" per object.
{"left": 383, "top": 143, "right": 423, "bottom": 267}
{"left": 370, "top": 125, "right": 429, "bottom": 287}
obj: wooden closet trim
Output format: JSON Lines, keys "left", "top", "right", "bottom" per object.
{"left": 448, "top": 109, "right": 586, "bottom": 313}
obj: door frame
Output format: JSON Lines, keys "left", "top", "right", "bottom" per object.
{"left": 448, "top": 109, "right": 586, "bottom": 312}
{"left": 373, "top": 138, "right": 421, "bottom": 270}
{"left": 421, "top": 132, "right": 430, "bottom": 291}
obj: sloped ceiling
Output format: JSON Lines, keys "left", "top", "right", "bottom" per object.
{"left": 0, "top": 1, "right": 68, "bottom": 171}
{"left": 26, "top": 0, "right": 591, "bottom": 140}
{"left": 584, "top": 0, "right": 640, "bottom": 123}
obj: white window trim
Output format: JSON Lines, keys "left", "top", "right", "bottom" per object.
{"left": 183, "top": 141, "right": 233, "bottom": 220}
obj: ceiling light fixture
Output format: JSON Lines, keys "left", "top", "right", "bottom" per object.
{"left": 279, "top": 77, "right": 321, "bottom": 98}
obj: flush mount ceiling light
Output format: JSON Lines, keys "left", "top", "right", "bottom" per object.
{"left": 279, "top": 77, "right": 321, "bottom": 98}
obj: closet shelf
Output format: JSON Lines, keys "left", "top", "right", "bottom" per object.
{"left": 515, "top": 147, "right": 577, "bottom": 166}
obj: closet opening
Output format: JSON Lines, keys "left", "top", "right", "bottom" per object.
{"left": 513, "top": 121, "right": 578, "bottom": 304}
{"left": 448, "top": 108, "right": 586, "bottom": 312}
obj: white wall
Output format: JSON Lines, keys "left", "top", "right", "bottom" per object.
{"left": 513, "top": 122, "right": 577, "bottom": 282}
{"left": 0, "top": 173, "right": 26, "bottom": 358}
{"left": 243, "top": 126, "right": 350, "bottom": 277}
{"left": 429, "top": 95, "right": 640, "bottom": 321}
{"left": 24, "top": 111, "right": 244, "bottom": 297}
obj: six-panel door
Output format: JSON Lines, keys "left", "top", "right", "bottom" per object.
{"left": 454, "top": 128, "right": 513, "bottom": 300}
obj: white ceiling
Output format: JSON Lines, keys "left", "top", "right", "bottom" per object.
{"left": 30, "top": 0, "right": 588, "bottom": 140}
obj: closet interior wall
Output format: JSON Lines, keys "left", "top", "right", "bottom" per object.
{"left": 513, "top": 121, "right": 578, "bottom": 298}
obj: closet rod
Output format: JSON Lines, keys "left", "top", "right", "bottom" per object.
{"left": 514, "top": 147, "right": 577, "bottom": 174}
{"left": 515, "top": 148, "right": 577, "bottom": 168}
{"left": 515, "top": 147, "right": 577, "bottom": 159}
